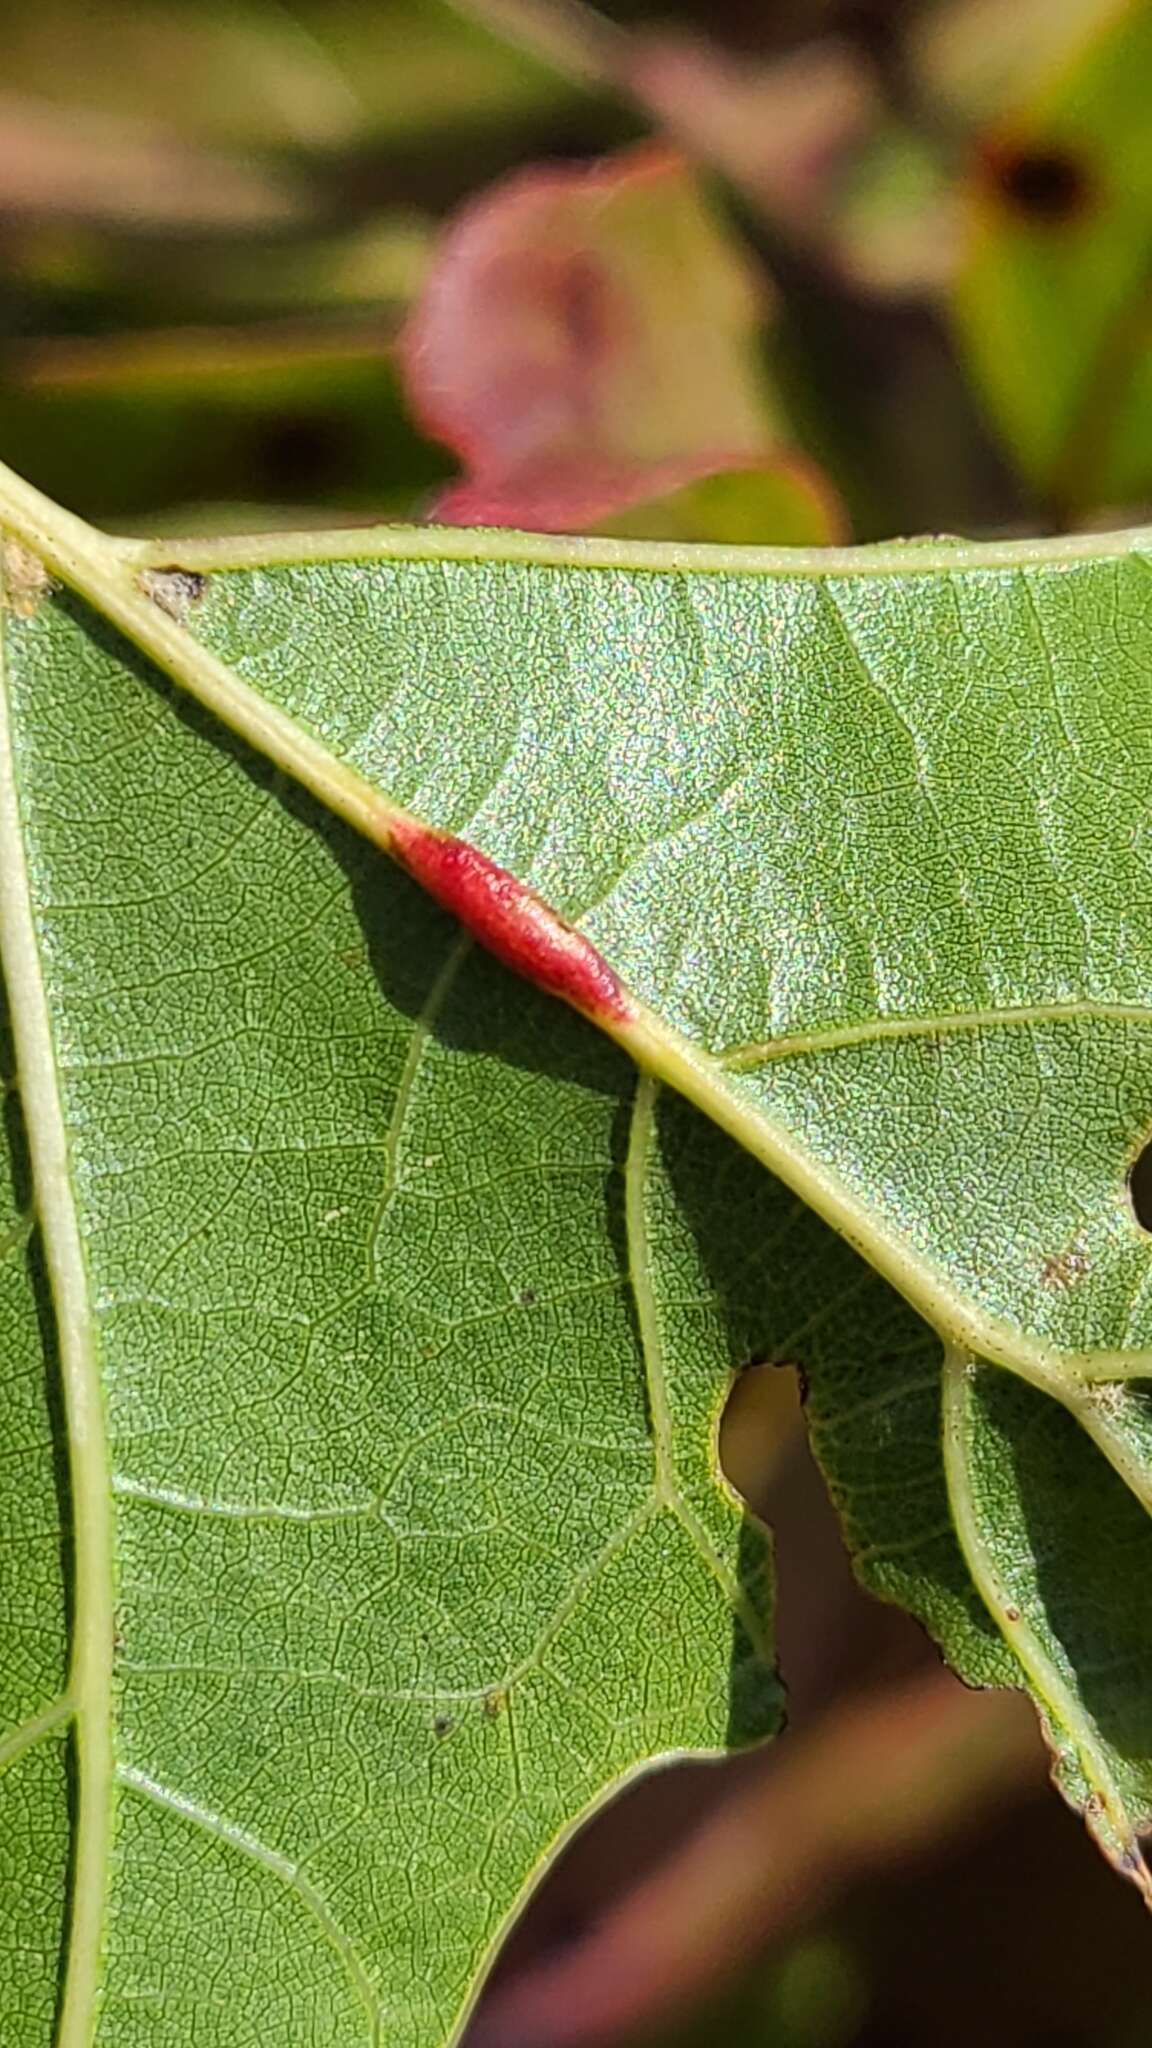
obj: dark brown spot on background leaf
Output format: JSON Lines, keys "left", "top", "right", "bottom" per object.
{"left": 983, "top": 144, "right": 1094, "bottom": 225}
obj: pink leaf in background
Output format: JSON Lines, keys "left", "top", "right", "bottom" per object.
{"left": 399, "top": 142, "right": 844, "bottom": 542}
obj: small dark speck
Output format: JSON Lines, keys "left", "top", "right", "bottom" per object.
{"left": 1004, "top": 1606, "right": 1021, "bottom": 1622}
{"left": 519, "top": 1288, "right": 537, "bottom": 1308}
{"left": 433, "top": 1715, "right": 453, "bottom": 1738}
{"left": 984, "top": 144, "right": 1094, "bottom": 225}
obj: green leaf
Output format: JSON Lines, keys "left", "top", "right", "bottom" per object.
{"left": 3, "top": 466, "right": 1152, "bottom": 2041}
{"left": 0, "top": 516, "right": 788, "bottom": 2045}
{"left": 150, "top": 521, "right": 1152, "bottom": 1388}
{"left": 0, "top": 986, "right": 71, "bottom": 2034}
{"left": 4, "top": 0, "right": 581, "bottom": 153}
{"left": 951, "top": 0, "right": 1152, "bottom": 514}
{"left": 0, "top": 342, "right": 449, "bottom": 536}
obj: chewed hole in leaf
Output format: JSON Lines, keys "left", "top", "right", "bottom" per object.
{"left": 984, "top": 144, "right": 1094, "bottom": 225}
{"left": 717, "top": 1361, "right": 801, "bottom": 1520}
{"left": 1128, "top": 1141, "right": 1152, "bottom": 1233}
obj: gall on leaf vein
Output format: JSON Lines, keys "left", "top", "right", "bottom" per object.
{"left": 388, "top": 819, "right": 631, "bottom": 1024}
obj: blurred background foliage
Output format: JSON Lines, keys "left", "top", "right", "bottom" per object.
{"left": 5, "top": 2, "right": 1152, "bottom": 2043}
{"left": 7, "top": 0, "right": 1152, "bottom": 545}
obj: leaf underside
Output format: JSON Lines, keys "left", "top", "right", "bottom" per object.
{"left": 3, "top": 513, "right": 1152, "bottom": 2044}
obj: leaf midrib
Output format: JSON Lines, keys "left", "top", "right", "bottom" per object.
{"left": 0, "top": 575, "right": 115, "bottom": 2048}
{"left": 3, "top": 461, "right": 1151, "bottom": 1398}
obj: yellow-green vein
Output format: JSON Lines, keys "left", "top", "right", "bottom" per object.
{"left": 624, "top": 1072, "right": 773, "bottom": 1665}
{"left": 0, "top": 571, "right": 117, "bottom": 2047}
{"left": 941, "top": 1345, "right": 1150, "bottom": 1893}
{"left": 0, "top": 1695, "right": 72, "bottom": 1781}
{"left": 719, "top": 999, "right": 1152, "bottom": 1069}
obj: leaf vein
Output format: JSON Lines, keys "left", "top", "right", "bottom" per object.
{"left": 117, "top": 1765, "right": 383, "bottom": 2044}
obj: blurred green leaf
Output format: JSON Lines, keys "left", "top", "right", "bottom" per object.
{"left": 595, "top": 460, "right": 844, "bottom": 545}
{"left": 0, "top": 329, "right": 450, "bottom": 529}
{"left": 912, "top": 0, "right": 1123, "bottom": 127}
{"left": 2, "top": 0, "right": 584, "bottom": 152}
{"left": 951, "top": 0, "right": 1152, "bottom": 516}
{"left": 827, "top": 123, "right": 959, "bottom": 298}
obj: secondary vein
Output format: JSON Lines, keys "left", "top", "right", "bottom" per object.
{"left": 624, "top": 1073, "right": 773, "bottom": 1667}
{"left": 623, "top": 1074, "right": 677, "bottom": 1505}
{"left": 719, "top": 997, "right": 1152, "bottom": 1069}
{"left": 0, "top": 1694, "right": 73, "bottom": 1781}
{"left": 941, "top": 1345, "right": 1148, "bottom": 1892}
{"left": 0, "top": 587, "right": 118, "bottom": 2045}
{"left": 366, "top": 931, "right": 470, "bottom": 1282}
{"left": 117, "top": 1766, "right": 383, "bottom": 2044}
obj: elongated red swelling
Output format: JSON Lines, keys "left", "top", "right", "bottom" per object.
{"left": 389, "top": 820, "right": 631, "bottom": 1024}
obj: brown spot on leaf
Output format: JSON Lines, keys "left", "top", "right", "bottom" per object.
{"left": 139, "top": 565, "right": 208, "bottom": 623}
{"left": 1041, "top": 1242, "right": 1090, "bottom": 1290}
{"left": 1, "top": 540, "right": 51, "bottom": 616}
{"left": 1090, "top": 1381, "right": 1128, "bottom": 1422}
{"left": 982, "top": 143, "right": 1094, "bottom": 226}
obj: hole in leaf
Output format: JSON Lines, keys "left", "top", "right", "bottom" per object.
{"left": 1129, "top": 1142, "right": 1152, "bottom": 1231}
{"left": 717, "top": 1359, "right": 801, "bottom": 1521}
{"left": 985, "top": 145, "right": 1093, "bottom": 224}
